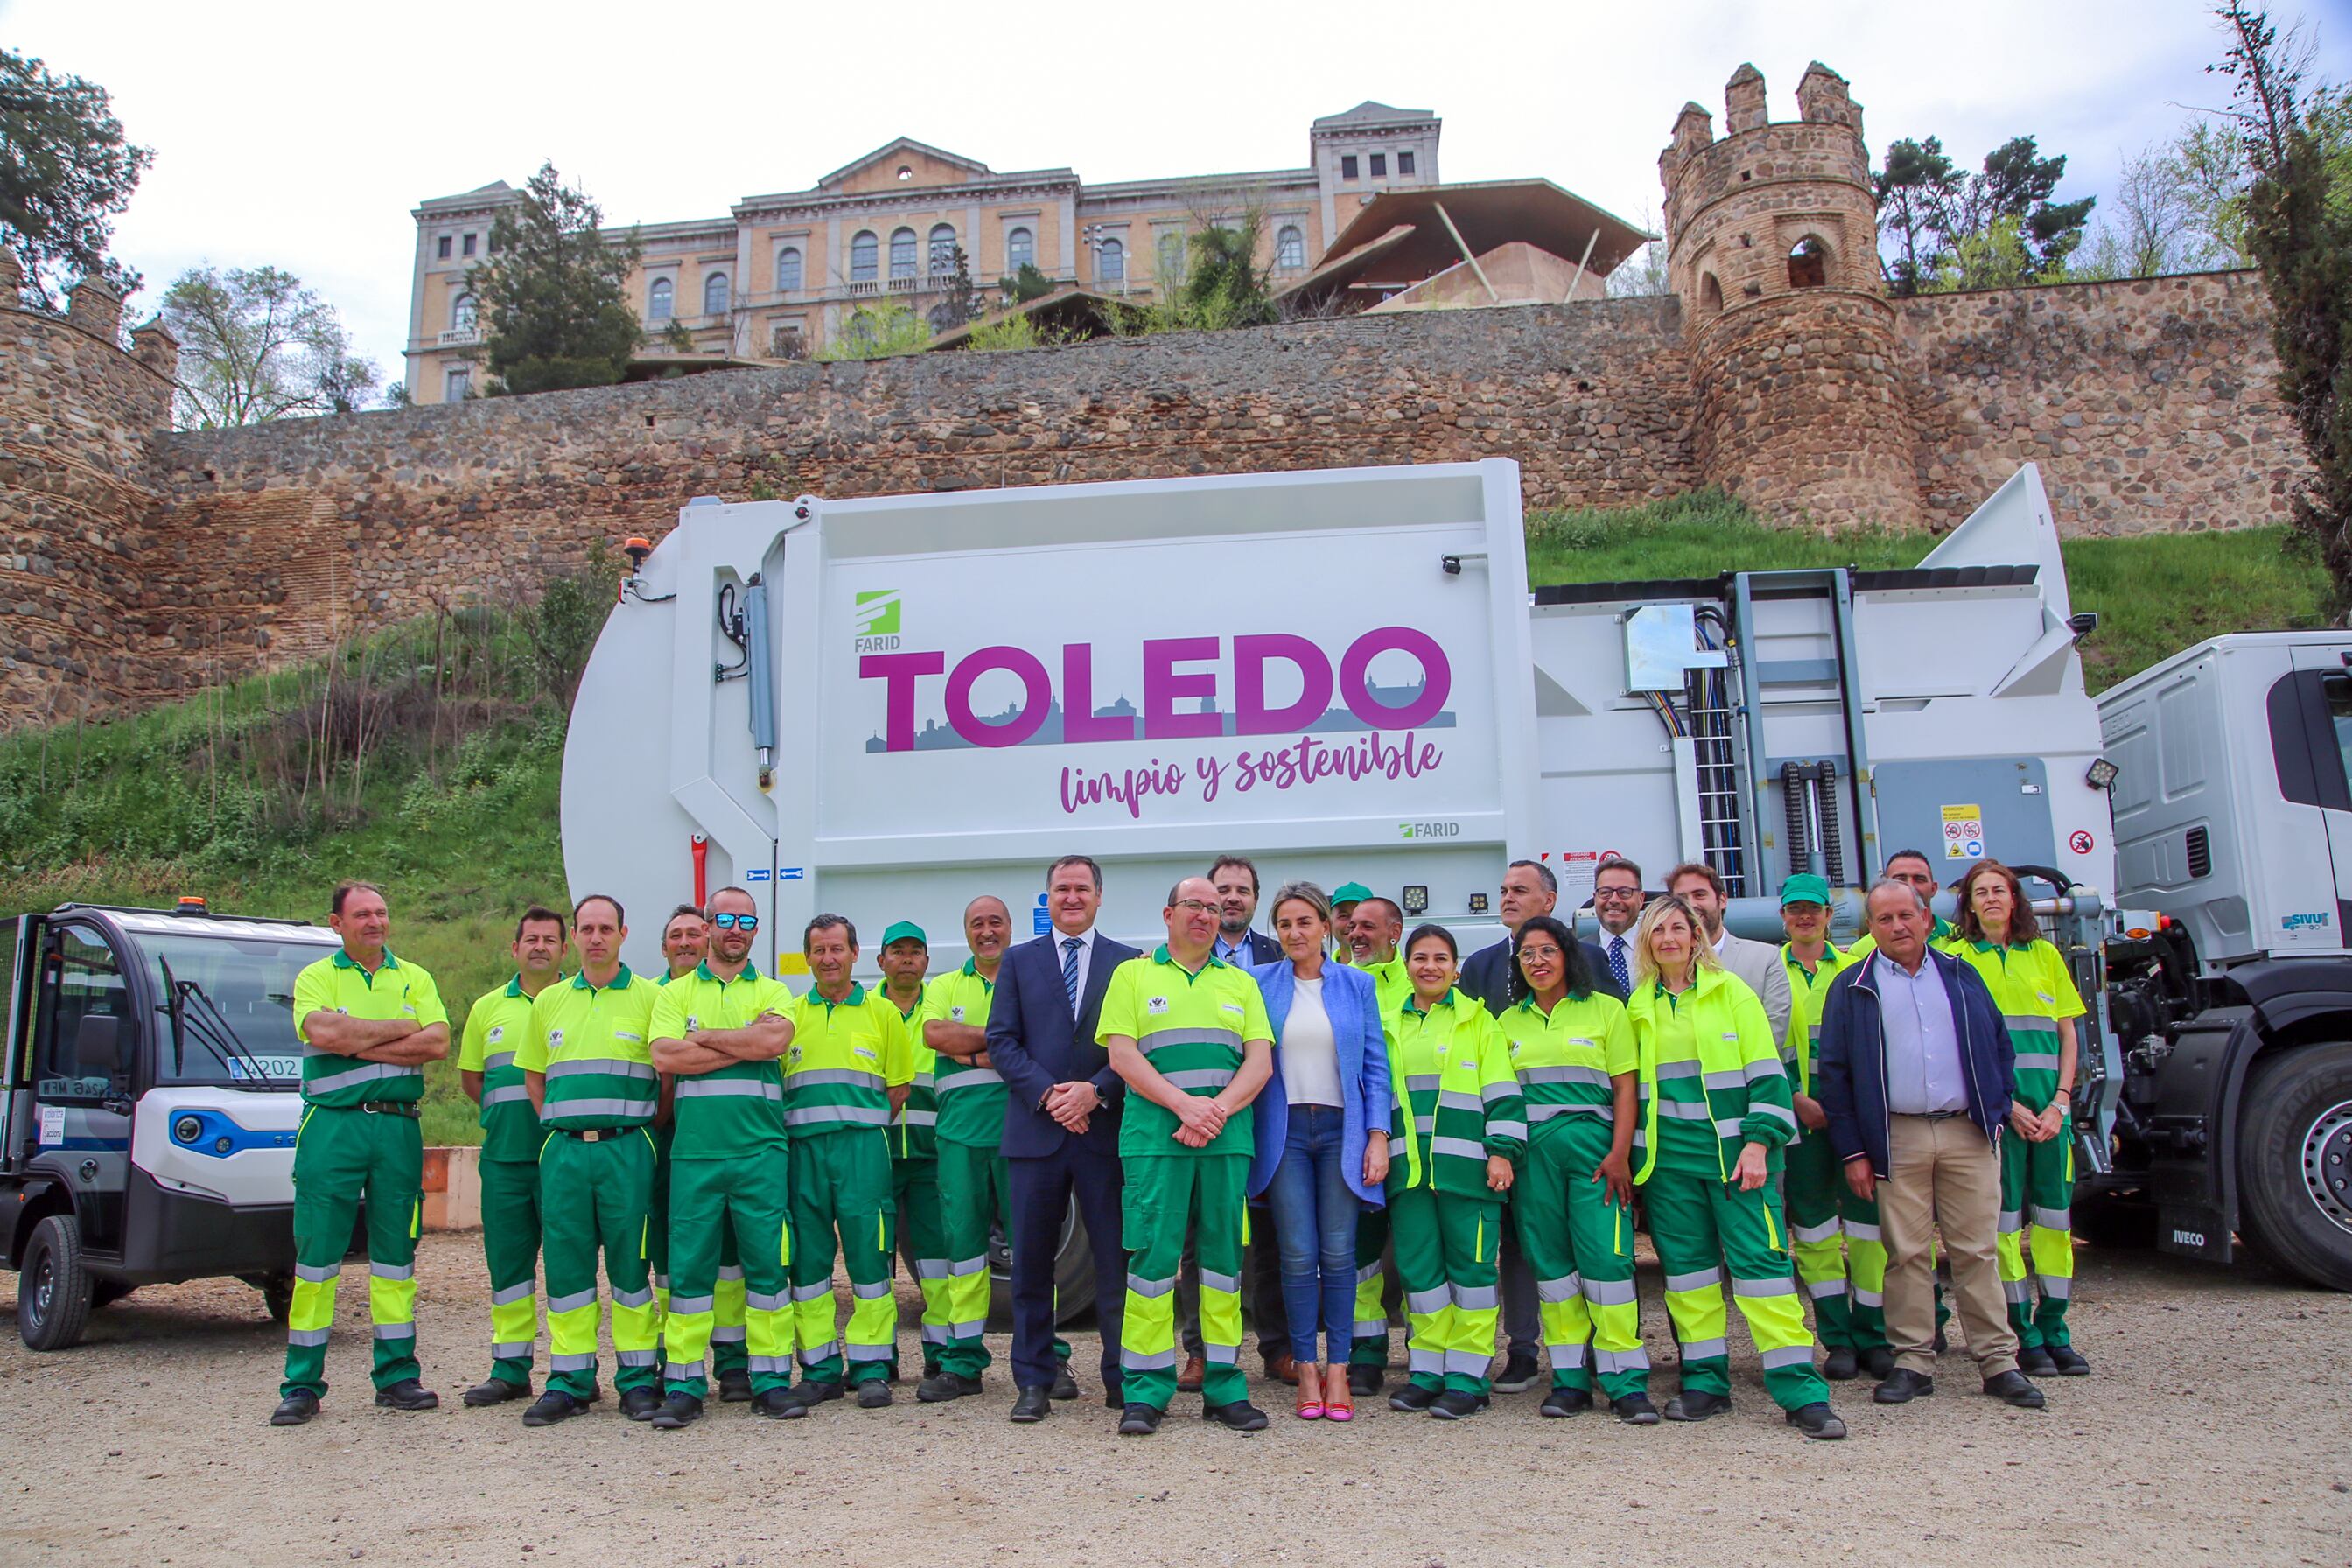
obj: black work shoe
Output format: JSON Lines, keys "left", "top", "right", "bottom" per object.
{"left": 856, "top": 1381, "right": 892, "bottom": 1409}
{"left": 717, "top": 1368, "right": 754, "bottom": 1404}
{"left": 1051, "top": 1363, "right": 1081, "bottom": 1401}
{"left": 2048, "top": 1344, "right": 2090, "bottom": 1376}
{"left": 648, "top": 1392, "right": 704, "bottom": 1429}
{"left": 1821, "top": 1347, "right": 1859, "bottom": 1382}
{"left": 1491, "top": 1349, "right": 1541, "bottom": 1393}
{"left": 1429, "top": 1389, "right": 1485, "bottom": 1420}
{"left": 270, "top": 1390, "right": 319, "bottom": 1426}
{"left": 1117, "top": 1402, "right": 1163, "bottom": 1436}
{"left": 522, "top": 1390, "right": 585, "bottom": 1426}
{"left": 752, "top": 1387, "right": 804, "bottom": 1419}
{"left": 1662, "top": 1390, "right": 1731, "bottom": 1422}
{"left": 1873, "top": 1368, "right": 1935, "bottom": 1404}
{"left": 1863, "top": 1347, "right": 1896, "bottom": 1381}
{"left": 1983, "top": 1369, "right": 2045, "bottom": 1409}
{"left": 783, "top": 1379, "right": 844, "bottom": 1411}
{"left": 1539, "top": 1386, "right": 1594, "bottom": 1418}
{"left": 1348, "top": 1363, "right": 1384, "bottom": 1397}
{"left": 1011, "top": 1384, "right": 1053, "bottom": 1423}
{"left": 1613, "top": 1392, "right": 1662, "bottom": 1425}
{"left": 462, "top": 1376, "right": 528, "bottom": 1408}
{"left": 374, "top": 1379, "right": 439, "bottom": 1411}
{"left": 619, "top": 1386, "right": 662, "bottom": 1421}
{"left": 1388, "top": 1382, "right": 1440, "bottom": 1412}
{"left": 918, "top": 1372, "right": 984, "bottom": 1404}
{"left": 1203, "top": 1398, "right": 1270, "bottom": 1432}
{"left": 1787, "top": 1401, "right": 1847, "bottom": 1439}
{"left": 2019, "top": 1346, "right": 2058, "bottom": 1376}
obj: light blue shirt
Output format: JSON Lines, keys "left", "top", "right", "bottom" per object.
{"left": 1214, "top": 933, "right": 1253, "bottom": 966}
{"left": 1876, "top": 952, "right": 1967, "bottom": 1114}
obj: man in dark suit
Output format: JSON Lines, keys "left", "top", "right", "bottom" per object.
{"left": 986, "top": 853, "right": 1140, "bottom": 1423}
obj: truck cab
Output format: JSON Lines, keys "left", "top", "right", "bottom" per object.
{"left": 1, "top": 902, "right": 331, "bottom": 1348}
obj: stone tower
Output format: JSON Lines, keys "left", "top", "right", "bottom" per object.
{"left": 1661, "top": 62, "right": 1922, "bottom": 530}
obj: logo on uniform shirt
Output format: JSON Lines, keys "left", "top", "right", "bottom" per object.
{"left": 1147, "top": 996, "right": 1171, "bottom": 1015}
{"left": 949, "top": 1006, "right": 966, "bottom": 1021}
{"left": 1220, "top": 1002, "right": 1244, "bottom": 1016}
{"left": 614, "top": 1031, "right": 641, "bottom": 1043}
{"left": 686, "top": 1015, "right": 701, "bottom": 1032}
{"left": 487, "top": 1026, "right": 504, "bottom": 1044}
{"left": 788, "top": 1044, "right": 802, "bottom": 1067}
{"left": 2035, "top": 991, "right": 2054, "bottom": 1006}
{"left": 549, "top": 1029, "right": 565, "bottom": 1048}
{"left": 854, "top": 1045, "right": 876, "bottom": 1060}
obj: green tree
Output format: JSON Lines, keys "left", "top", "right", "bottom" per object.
{"left": 2216, "top": 2, "right": 2352, "bottom": 609}
{"left": 929, "top": 245, "right": 986, "bottom": 332}
{"left": 1873, "top": 136, "right": 1964, "bottom": 294}
{"left": 816, "top": 301, "right": 930, "bottom": 360}
{"left": 0, "top": 49, "right": 150, "bottom": 310}
{"left": 1180, "top": 211, "right": 1277, "bottom": 328}
{"left": 467, "top": 162, "right": 644, "bottom": 396}
{"left": 1875, "top": 133, "right": 2094, "bottom": 292}
{"left": 161, "top": 266, "right": 381, "bottom": 428}
{"left": 998, "top": 262, "right": 1055, "bottom": 305}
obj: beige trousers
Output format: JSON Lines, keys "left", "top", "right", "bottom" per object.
{"left": 1879, "top": 1113, "right": 2019, "bottom": 1378}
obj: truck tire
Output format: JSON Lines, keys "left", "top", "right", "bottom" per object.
{"left": 2236, "top": 1040, "right": 2352, "bottom": 1291}
{"left": 18, "top": 1214, "right": 93, "bottom": 1351}
{"left": 987, "top": 1195, "right": 1097, "bottom": 1330}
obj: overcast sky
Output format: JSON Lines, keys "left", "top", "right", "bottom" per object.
{"left": 9, "top": 0, "right": 2349, "bottom": 391}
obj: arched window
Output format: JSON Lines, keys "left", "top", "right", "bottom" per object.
{"left": 850, "top": 230, "right": 878, "bottom": 283}
{"left": 889, "top": 228, "right": 916, "bottom": 280}
{"left": 1007, "top": 227, "right": 1034, "bottom": 272}
{"left": 1699, "top": 272, "right": 1723, "bottom": 314}
{"left": 1157, "top": 232, "right": 1186, "bottom": 283}
{"left": 1097, "top": 237, "right": 1124, "bottom": 283}
{"left": 928, "top": 223, "right": 957, "bottom": 275}
{"left": 451, "top": 293, "right": 477, "bottom": 331}
{"left": 775, "top": 247, "right": 802, "bottom": 292}
{"left": 1276, "top": 226, "right": 1305, "bottom": 270}
{"left": 703, "top": 273, "right": 730, "bottom": 317}
{"left": 648, "top": 277, "right": 673, "bottom": 322}
{"left": 1788, "top": 236, "right": 1829, "bottom": 289}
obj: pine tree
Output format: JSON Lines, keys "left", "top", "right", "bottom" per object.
{"left": 467, "top": 163, "right": 643, "bottom": 396}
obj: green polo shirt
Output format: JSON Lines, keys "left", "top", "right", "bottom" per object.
{"left": 1096, "top": 947, "right": 1272, "bottom": 1159}
{"left": 1950, "top": 938, "right": 2086, "bottom": 1111}
{"left": 920, "top": 961, "right": 1006, "bottom": 1149}
{"left": 648, "top": 962, "right": 794, "bottom": 1159}
{"left": 517, "top": 964, "right": 661, "bottom": 1130}
{"left": 887, "top": 984, "right": 937, "bottom": 1163}
{"left": 291, "top": 948, "right": 446, "bottom": 1109}
{"left": 784, "top": 982, "right": 914, "bottom": 1137}
{"left": 458, "top": 975, "right": 544, "bottom": 1159}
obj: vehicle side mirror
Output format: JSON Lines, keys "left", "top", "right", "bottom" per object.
{"left": 74, "top": 1015, "right": 123, "bottom": 1074}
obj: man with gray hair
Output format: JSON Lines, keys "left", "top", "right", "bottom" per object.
{"left": 1816, "top": 878, "right": 2045, "bottom": 1410}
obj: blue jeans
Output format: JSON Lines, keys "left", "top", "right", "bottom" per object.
{"left": 1264, "top": 1103, "right": 1359, "bottom": 1364}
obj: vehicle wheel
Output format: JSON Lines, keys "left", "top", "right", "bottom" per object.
{"left": 18, "top": 1214, "right": 93, "bottom": 1351}
{"left": 262, "top": 1271, "right": 295, "bottom": 1325}
{"left": 2237, "top": 1040, "right": 2352, "bottom": 1291}
{"left": 91, "top": 1280, "right": 136, "bottom": 1310}
{"left": 987, "top": 1194, "right": 1097, "bottom": 1329}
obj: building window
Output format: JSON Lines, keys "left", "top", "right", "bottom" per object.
{"left": 1157, "top": 232, "right": 1185, "bottom": 283}
{"left": 703, "top": 273, "right": 730, "bottom": 316}
{"left": 451, "top": 293, "right": 477, "bottom": 331}
{"left": 1340, "top": 154, "right": 1358, "bottom": 180}
{"left": 436, "top": 234, "right": 452, "bottom": 260}
{"left": 1007, "top": 226, "right": 1034, "bottom": 272}
{"left": 889, "top": 228, "right": 916, "bottom": 280}
{"left": 1699, "top": 273, "right": 1723, "bottom": 315}
{"left": 771, "top": 319, "right": 807, "bottom": 359}
{"left": 1276, "top": 226, "right": 1305, "bottom": 270}
{"left": 648, "top": 277, "right": 674, "bottom": 321}
{"left": 1369, "top": 152, "right": 1386, "bottom": 178}
{"left": 775, "top": 247, "right": 802, "bottom": 292}
{"left": 928, "top": 224, "right": 957, "bottom": 275}
{"left": 1097, "top": 237, "right": 1124, "bottom": 283}
{"left": 1788, "top": 236, "right": 1829, "bottom": 289}
{"left": 850, "top": 230, "right": 878, "bottom": 283}
{"left": 462, "top": 232, "right": 477, "bottom": 257}
{"left": 1398, "top": 150, "right": 1416, "bottom": 176}
{"left": 444, "top": 367, "right": 472, "bottom": 402}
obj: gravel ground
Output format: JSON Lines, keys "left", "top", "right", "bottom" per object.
{"left": 0, "top": 1233, "right": 2346, "bottom": 1568}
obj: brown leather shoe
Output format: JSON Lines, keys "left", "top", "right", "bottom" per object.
{"left": 1263, "top": 1349, "right": 1300, "bottom": 1386}
{"left": 1176, "top": 1355, "right": 1206, "bottom": 1393}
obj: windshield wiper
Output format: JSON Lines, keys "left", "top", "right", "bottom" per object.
{"left": 159, "top": 956, "right": 276, "bottom": 1088}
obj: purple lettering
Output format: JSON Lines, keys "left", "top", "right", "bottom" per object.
{"left": 1144, "top": 637, "right": 1222, "bottom": 740}
{"left": 1061, "top": 643, "right": 1135, "bottom": 743}
{"left": 861, "top": 650, "right": 947, "bottom": 752}
{"left": 1233, "top": 633, "right": 1334, "bottom": 736}
{"left": 947, "top": 646, "right": 1050, "bottom": 748}
{"left": 1339, "top": 627, "right": 1451, "bottom": 730}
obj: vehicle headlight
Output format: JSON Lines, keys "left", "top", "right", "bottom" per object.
{"left": 174, "top": 1116, "right": 202, "bottom": 1144}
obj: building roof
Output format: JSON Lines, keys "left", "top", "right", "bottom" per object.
{"left": 1312, "top": 102, "right": 1437, "bottom": 128}
{"left": 816, "top": 136, "right": 992, "bottom": 189}
{"left": 413, "top": 180, "right": 516, "bottom": 215}
{"left": 928, "top": 287, "right": 1123, "bottom": 351}
{"left": 1278, "top": 179, "right": 1654, "bottom": 307}
{"left": 1362, "top": 241, "right": 1608, "bottom": 312}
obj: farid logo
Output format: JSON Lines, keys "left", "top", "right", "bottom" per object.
{"left": 853, "top": 590, "right": 902, "bottom": 652}
{"left": 1399, "top": 821, "right": 1461, "bottom": 840}
{"left": 2281, "top": 910, "right": 2332, "bottom": 932}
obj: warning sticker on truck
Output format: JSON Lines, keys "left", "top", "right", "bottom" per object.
{"left": 1942, "top": 803, "right": 1984, "bottom": 860}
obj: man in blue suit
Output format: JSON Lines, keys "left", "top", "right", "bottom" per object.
{"left": 987, "top": 853, "right": 1141, "bottom": 1423}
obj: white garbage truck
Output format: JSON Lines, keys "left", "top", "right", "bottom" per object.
{"left": 562, "top": 458, "right": 2352, "bottom": 1298}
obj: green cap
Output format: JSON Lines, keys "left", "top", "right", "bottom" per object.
{"left": 1780, "top": 874, "right": 1830, "bottom": 908}
{"left": 1332, "top": 882, "right": 1375, "bottom": 906}
{"left": 881, "top": 920, "right": 928, "bottom": 948}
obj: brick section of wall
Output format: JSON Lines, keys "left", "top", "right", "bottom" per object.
{"left": 1898, "top": 270, "right": 2311, "bottom": 534}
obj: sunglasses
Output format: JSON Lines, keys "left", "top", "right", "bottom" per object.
{"left": 711, "top": 913, "right": 760, "bottom": 931}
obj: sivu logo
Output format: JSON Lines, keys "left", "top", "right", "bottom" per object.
{"left": 853, "top": 590, "right": 902, "bottom": 652}
{"left": 1399, "top": 821, "right": 1461, "bottom": 840}
{"left": 2281, "top": 910, "right": 2332, "bottom": 932}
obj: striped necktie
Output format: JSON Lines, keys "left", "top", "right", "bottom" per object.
{"left": 1061, "top": 936, "right": 1083, "bottom": 1016}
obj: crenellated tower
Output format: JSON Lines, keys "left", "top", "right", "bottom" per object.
{"left": 1662, "top": 62, "right": 1922, "bottom": 530}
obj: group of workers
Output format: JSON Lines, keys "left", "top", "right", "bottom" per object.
{"left": 267, "top": 844, "right": 2086, "bottom": 1442}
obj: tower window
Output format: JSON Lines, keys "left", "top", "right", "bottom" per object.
{"left": 1699, "top": 273, "right": 1723, "bottom": 315}
{"left": 1369, "top": 153, "right": 1386, "bottom": 178}
{"left": 436, "top": 235, "right": 452, "bottom": 260}
{"left": 1340, "top": 154, "right": 1359, "bottom": 180}
{"left": 1398, "top": 150, "right": 1416, "bottom": 175}
{"left": 1788, "top": 237, "right": 1829, "bottom": 289}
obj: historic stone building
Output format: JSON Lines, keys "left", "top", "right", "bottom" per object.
{"left": 0, "top": 62, "right": 2312, "bottom": 730}
{"left": 407, "top": 103, "right": 1446, "bottom": 402}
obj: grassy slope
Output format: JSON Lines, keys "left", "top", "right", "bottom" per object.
{"left": 4, "top": 492, "right": 2331, "bottom": 1143}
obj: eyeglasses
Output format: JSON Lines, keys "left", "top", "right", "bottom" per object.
{"left": 1172, "top": 900, "right": 1217, "bottom": 914}
{"left": 1593, "top": 886, "right": 1642, "bottom": 900}
{"left": 711, "top": 913, "right": 760, "bottom": 931}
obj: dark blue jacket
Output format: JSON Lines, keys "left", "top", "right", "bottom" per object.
{"left": 1816, "top": 946, "right": 2016, "bottom": 1178}
{"left": 1460, "top": 935, "right": 1625, "bottom": 1016}
{"left": 1246, "top": 959, "right": 1392, "bottom": 1205}
{"left": 987, "top": 929, "right": 1141, "bottom": 1159}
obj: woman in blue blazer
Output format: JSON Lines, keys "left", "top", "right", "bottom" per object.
{"left": 1250, "top": 881, "right": 1393, "bottom": 1422}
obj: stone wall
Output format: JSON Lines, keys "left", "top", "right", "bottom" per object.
{"left": 1896, "top": 270, "right": 2309, "bottom": 534}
